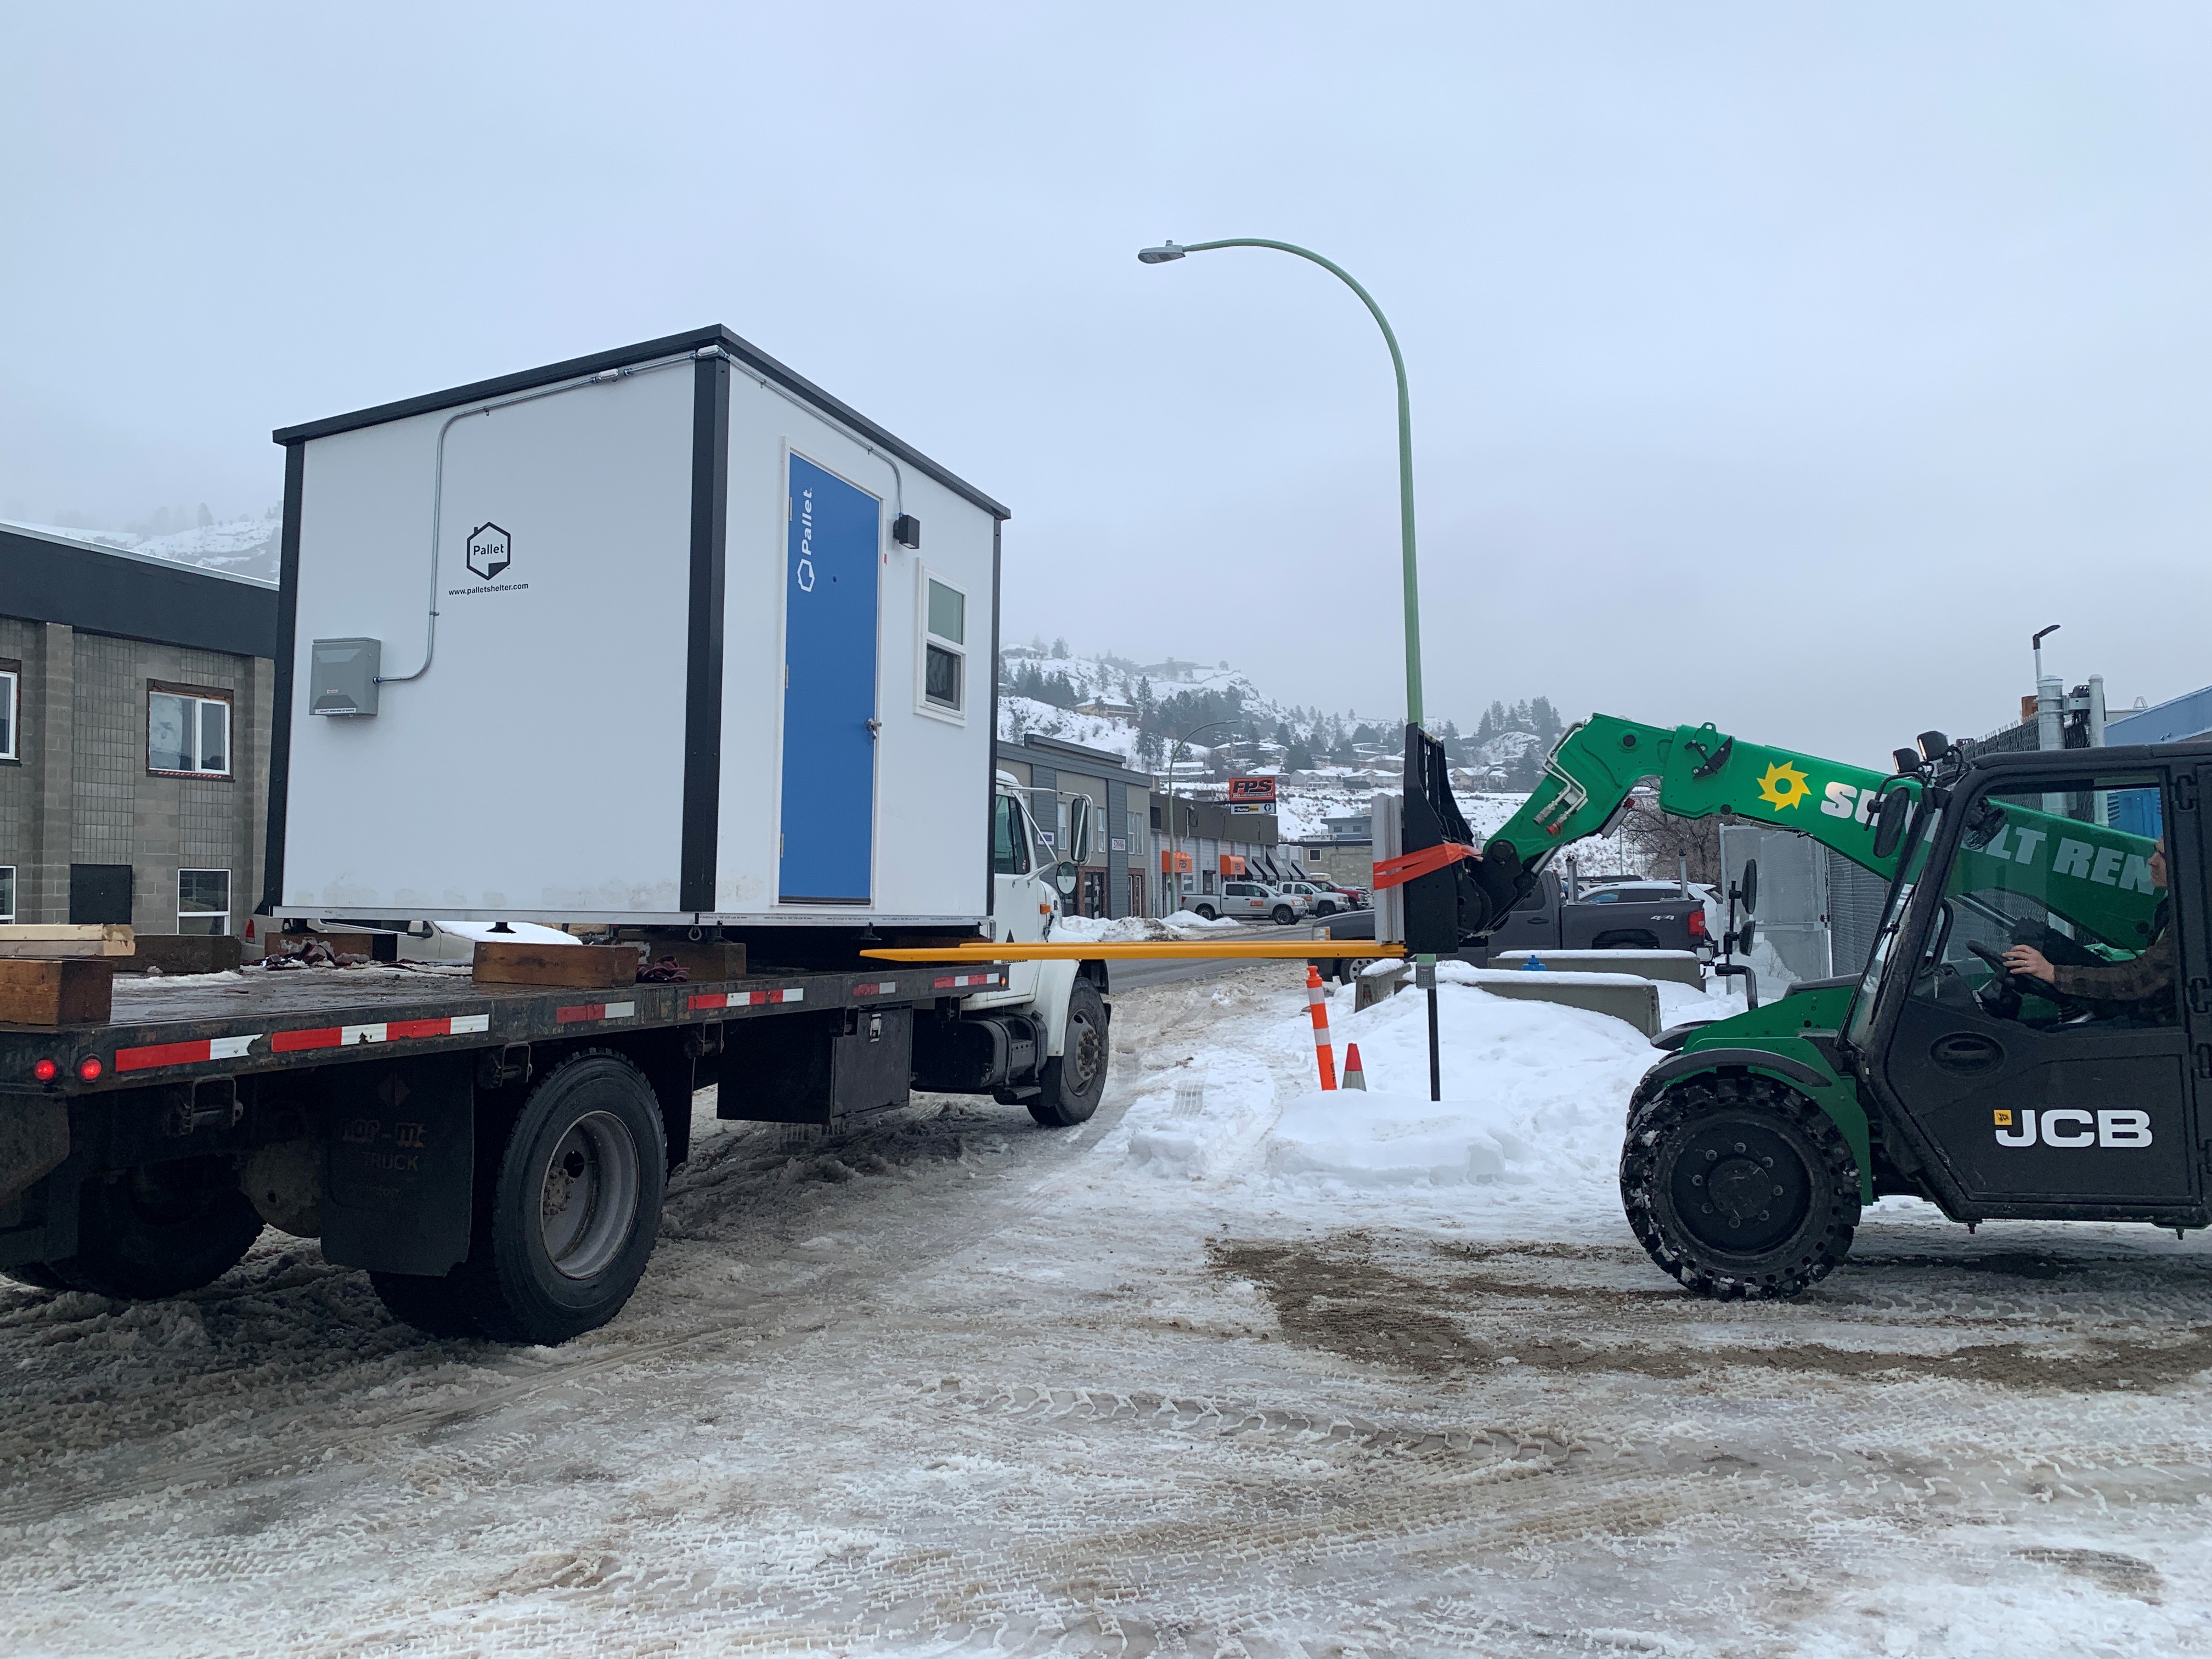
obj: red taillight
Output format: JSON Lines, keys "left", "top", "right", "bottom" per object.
{"left": 76, "top": 1056, "right": 103, "bottom": 1082}
{"left": 1688, "top": 909, "right": 1709, "bottom": 940}
{"left": 32, "top": 1059, "right": 58, "bottom": 1082}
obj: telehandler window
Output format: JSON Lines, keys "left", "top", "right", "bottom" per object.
{"left": 1908, "top": 776, "right": 2171, "bottom": 1030}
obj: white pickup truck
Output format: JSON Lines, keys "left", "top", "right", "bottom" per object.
{"left": 1183, "top": 881, "right": 1308, "bottom": 926}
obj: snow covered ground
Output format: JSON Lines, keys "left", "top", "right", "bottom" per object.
{"left": 3, "top": 972, "right": 2208, "bottom": 1655}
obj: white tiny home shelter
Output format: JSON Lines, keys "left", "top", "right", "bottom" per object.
{"left": 267, "top": 327, "right": 1007, "bottom": 929}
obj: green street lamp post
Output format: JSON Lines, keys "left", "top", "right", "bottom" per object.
{"left": 1142, "top": 238, "right": 1439, "bottom": 1098}
{"left": 1138, "top": 238, "right": 1425, "bottom": 730}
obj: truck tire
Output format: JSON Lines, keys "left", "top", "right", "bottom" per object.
{"left": 1192, "top": 904, "right": 1218, "bottom": 921}
{"left": 1314, "top": 900, "right": 1338, "bottom": 917}
{"left": 1272, "top": 905, "right": 1296, "bottom": 926}
{"left": 1029, "top": 979, "right": 1108, "bottom": 1128}
{"left": 49, "top": 1157, "right": 264, "bottom": 1300}
{"left": 451, "top": 1049, "right": 667, "bottom": 1345}
{"left": 1620, "top": 1074, "right": 1859, "bottom": 1300}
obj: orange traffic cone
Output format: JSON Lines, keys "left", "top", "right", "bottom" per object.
{"left": 1305, "top": 964, "right": 1338, "bottom": 1091}
{"left": 1342, "top": 1042, "right": 1368, "bottom": 1091}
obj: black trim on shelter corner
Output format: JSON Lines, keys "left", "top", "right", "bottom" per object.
{"left": 271, "top": 326, "right": 1012, "bottom": 523}
{"left": 262, "top": 442, "right": 306, "bottom": 916}
{"left": 0, "top": 525, "right": 279, "bottom": 659}
{"left": 680, "top": 355, "right": 732, "bottom": 914}
{"left": 986, "top": 518, "right": 1002, "bottom": 921}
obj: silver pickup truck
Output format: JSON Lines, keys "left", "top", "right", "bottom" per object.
{"left": 1312, "top": 870, "right": 1708, "bottom": 977}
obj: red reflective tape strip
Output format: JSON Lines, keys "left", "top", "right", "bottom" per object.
{"left": 117, "top": 1039, "right": 212, "bottom": 1073}
{"left": 932, "top": 972, "right": 1000, "bottom": 989}
{"left": 386, "top": 1018, "right": 451, "bottom": 1041}
{"left": 273, "top": 1026, "right": 343, "bottom": 1053}
{"left": 557, "top": 1003, "right": 605, "bottom": 1023}
{"left": 855, "top": 980, "right": 897, "bottom": 995}
{"left": 691, "top": 989, "right": 802, "bottom": 1011}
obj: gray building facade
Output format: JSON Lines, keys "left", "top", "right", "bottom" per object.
{"left": 0, "top": 524, "right": 279, "bottom": 938}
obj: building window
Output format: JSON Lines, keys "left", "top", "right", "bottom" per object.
{"left": 178, "top": 869, "right": 230, "bottom": 935}
{"left": 0, "top": 866, "right": 13, "bottom": 923}
{"left": 0, "top": 662, "right": 17, "bottom": 761}
{"left": 916, "top": 567, "right": 966, "bottom": 720}
{"left": 149, "top": 686, "right": 232, "bottom": 777}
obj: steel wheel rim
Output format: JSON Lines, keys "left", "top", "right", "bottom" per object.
{"left": 537, "top": 1110, "right": 640, "bottom": 1280}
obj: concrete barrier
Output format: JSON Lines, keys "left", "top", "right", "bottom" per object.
{"left": 1460, "top": 969, "right": 1662, "bottom": 1036}
{"left": 1482, "top": 948, "right": 1705, "bottom": 989}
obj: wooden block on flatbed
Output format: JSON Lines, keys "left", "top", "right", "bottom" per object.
{"left": 0, "top": 924, "right": 134, "bottom": 960}
{"left": 115, "top": 934, "right": 246, "bottom": 975}
{"left": 652, "top": 941, "right": 748, "bottom": 983}
{"left": 472, "top": 941, "right": 641, "bottom": 988}
{"left": 0, "top": 960, "right": 116, "bottom": 1026}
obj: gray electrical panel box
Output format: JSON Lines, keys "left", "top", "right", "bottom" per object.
{"left": 309, "top": 637, "right": 381, "bottom": 717}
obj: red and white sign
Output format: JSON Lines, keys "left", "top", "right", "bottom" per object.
{"left": 1227, "top": 776, "right": 1278, "bottom": 804}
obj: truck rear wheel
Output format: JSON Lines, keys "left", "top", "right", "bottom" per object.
{"left": 450, "top": 1050, "right": 667, "bottom": 1344}
{"left": 1030, "top": 979, "right": 1108, "bottom": 1128}
{"left": 1192, "top": 904, "right": 1218, "bottom": 921}
{"left": 49, "top": 1157, "right": 265, "bottom": 1300}
{"left": 1620, "top": 1075, "right": 1859, "bottom": 1300}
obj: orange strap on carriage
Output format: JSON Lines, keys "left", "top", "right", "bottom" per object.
{"left": 1368, "top": 841, "right": 1480, "bottom": 890}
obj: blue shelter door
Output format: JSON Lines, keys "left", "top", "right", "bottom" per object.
{"left": 779, "top": 455, "right": 881, "bottom": 904}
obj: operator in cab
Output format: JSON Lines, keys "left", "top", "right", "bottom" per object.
{"left": 2001, "top": 839, "right": 2175, "bottom": 1023}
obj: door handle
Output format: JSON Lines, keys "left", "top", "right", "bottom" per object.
{"left": 865, "top": 718, "right": 882, "bottom": 736}
{"left": 1930, "top": 1032, "right": 2004, "bottom": 1072}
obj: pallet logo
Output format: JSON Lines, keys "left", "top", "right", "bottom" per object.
{"left": 465, "top": 521, "right": 512, "bottom": 582}
{"left": 1993, "top": 1107, "right": 2152, "bottom": 1148}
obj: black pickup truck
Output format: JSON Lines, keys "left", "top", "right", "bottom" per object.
{"left": 1314, "top": 872, "right": 1709, "bottom": 977}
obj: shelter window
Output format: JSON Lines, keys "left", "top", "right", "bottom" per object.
{"left": 917, "top": 569, "right": 966, "bottom": 721}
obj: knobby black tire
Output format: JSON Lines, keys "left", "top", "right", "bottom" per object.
{"left": 1620, "top": 1073, "right": 1860, "bottom": 1300}
{"left": 1030, "top": 978, "right": 1110, "bottom": 1128}
{"left": 450, "top": 1048, "right": 667, "bottom": 1345}
{"left": 49, "top": 1156, "right": 264, "bottom": 1300}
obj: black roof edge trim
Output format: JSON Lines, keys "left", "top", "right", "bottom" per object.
{"left": 270, "top": 324, "right": 1011, "bottom": 521}
{"left": 1965, "top": 740, "right": 2212, "bottom": 769}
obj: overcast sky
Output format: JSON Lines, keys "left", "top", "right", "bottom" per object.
{"left": 7, "top": 3, "right": 2208, "bottom": 761}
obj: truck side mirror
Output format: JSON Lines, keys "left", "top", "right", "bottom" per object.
{"left": 1054, "top": 861, "right": 1081, "bottom": 896}
{"left": 1736, "top": 917, "right": 1756, "bottom": 954}
{"left": 1871, "top": 786, "right": 1912, "bottom": 861}
{"left": 1738, "top": 859, "right": 1758, "bottom": 917}
{"left": 1067, "top": 796, "right": 1093, "bottom": 865}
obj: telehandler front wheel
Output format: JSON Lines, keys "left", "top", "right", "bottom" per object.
{"left": 1620, "top": 1075, "right": 1859, "bottom": 1300}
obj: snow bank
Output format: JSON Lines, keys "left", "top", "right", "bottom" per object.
{"left": 1266, "top": 1090, "right": 1537, "bottom": 1185}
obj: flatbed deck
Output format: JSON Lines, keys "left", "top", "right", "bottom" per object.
{"left": 0, "top": 961, "right": 1010, "bottom": 1096}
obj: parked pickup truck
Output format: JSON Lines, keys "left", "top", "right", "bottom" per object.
{"left": 1183, "top": 881, "right": 1308, "bottom": 926}
{"left": 1311, "top": 870, "right": 1707, "bottom": 979}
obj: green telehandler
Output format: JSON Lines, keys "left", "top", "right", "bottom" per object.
{"left": 1396, "top": 714, "right": 2194, "bottom": 1297}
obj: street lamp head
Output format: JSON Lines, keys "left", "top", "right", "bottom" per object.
{"left": 1137, "top": 241, "right": 1186, "bottom": 264}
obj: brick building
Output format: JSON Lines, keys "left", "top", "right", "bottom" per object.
{"left": 0, "top": 524, "right": 279, "bottom": 936}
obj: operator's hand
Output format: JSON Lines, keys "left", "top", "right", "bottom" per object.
{"left": 2002, "top": 944, "right": 2057, "bottom": 985}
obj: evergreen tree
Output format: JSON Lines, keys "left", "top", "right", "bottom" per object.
{"left": 1051, "top": 637, "right": 1069, "bottom": 659}
{"left": 1530, "top": 696, "right": 1564, "bottom": 742}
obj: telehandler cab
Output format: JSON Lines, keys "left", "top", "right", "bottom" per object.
{"left": 1395, "top": 716, "right": 2199, "bottom": 1299}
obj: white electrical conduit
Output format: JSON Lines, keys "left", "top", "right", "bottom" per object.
{"left": 380, "top": 343, "right": 912, "bottom": 688}
{"left": 693, "top": 343, "right": 908, "bottom": 525}
{"left": 378, "top": 354, "right": 695, "bottom": 686}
